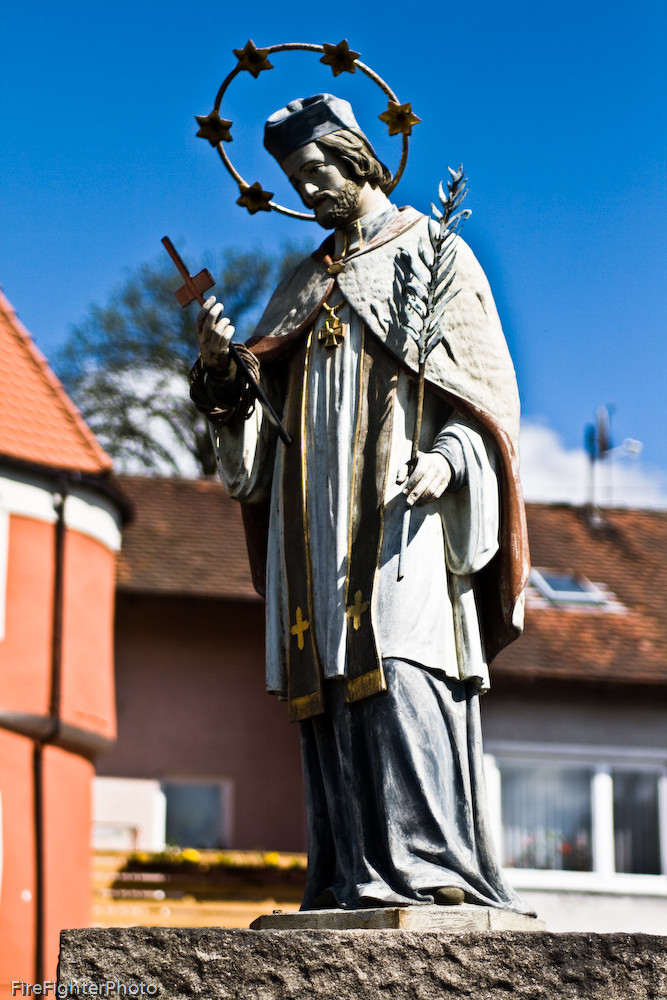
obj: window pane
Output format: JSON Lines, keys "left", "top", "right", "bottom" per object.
{"left": 540, "top": 573, "right": 588, "bottom": 594}
{"left": 163, "top": 781, "right": 225, "bottom": 849}
{"left": 613, "top": 771, "right": 661, "bottom": 875}
{"left": 501, "top": 766, "right": 593, "bottom": 871}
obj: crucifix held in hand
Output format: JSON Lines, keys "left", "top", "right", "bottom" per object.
{"left": 162, "top": 236, "right": 292, "bottom": 446}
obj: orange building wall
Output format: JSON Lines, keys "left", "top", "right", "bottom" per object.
{"left": 43, "top": 746, "right": 94, "bottom": 977}
{"left": 0, "top": 504, "right": 118, "bottom": 984}
{"left": 0, "top": 729, "right": 36, "bottom": 989}
{"left": 61, "top": 531, "right": 116, "bottom": 741}
{"left": 0, "top": 514, "right": 117, "bottom": 734}
{"left": 0, "top": 689, "right": 97, "bottom": 988}
{"left": 0, "top": 516, "right": 54, "bottom": 715}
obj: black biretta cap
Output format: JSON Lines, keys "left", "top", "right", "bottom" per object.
{"left": 264, "top": 93, "right": 375, "bottom": 163}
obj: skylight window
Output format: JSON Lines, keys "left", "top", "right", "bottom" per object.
{"left": 530, "top": 569, "right": 607, "bottom": 605}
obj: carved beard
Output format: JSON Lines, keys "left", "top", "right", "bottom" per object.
{"left": 316, "top": 179, "right": 362, "bottom": 228}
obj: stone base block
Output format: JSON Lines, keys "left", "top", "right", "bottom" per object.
{"left": 250, "top": 902, "right": 546, "bottom": 931}
{"left": 59, "top": 927, "right": 666, "bottom": 999}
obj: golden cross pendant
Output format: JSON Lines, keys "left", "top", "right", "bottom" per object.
{"left": 318, "top": 315, "right": 347, "bottom": 349}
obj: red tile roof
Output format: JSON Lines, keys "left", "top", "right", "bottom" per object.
{"left": 115, "top": 475, "right": 257, "bottom": 600}
{"left": 494, "top": 503, "right": 667, "bottom": 687}
{"left": 0, "top": 289, "right": 111, "bottom": 474}
{"left": 115, "top": 476, "right": 667, "bottom": 686}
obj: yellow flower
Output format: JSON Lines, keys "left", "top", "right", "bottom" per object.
{"left": 263, "top": 851, "right": 280, "bottom": 867}
{"left": 179, "top": 848, "right": 201, "bottom": 864}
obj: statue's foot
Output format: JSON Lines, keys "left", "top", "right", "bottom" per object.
{"left": 434, "top": 886, "right": 465, "bottom": 906}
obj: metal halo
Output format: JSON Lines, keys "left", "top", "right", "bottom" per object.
{"left": 202, "top": 41, "right": 416, "bottom": 221}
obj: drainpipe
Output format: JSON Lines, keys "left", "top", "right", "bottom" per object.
{"left": 33, "top": 477, "right": 67, "bottom": 982}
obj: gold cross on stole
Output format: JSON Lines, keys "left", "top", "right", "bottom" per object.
{"left": 345, "top": 590, "right": 369, "bottom": 631}
{"left": 290, "top": 606, "right": 310, "bottom": 650}
{"left": 316, "top": 301, "right": 347, "bottom": 349}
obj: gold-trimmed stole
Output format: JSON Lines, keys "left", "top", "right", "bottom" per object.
{"left": 282, "top": 326, "right": 398, "bottom": 722}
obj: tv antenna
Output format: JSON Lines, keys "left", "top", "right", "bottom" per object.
{"left": 584, "top": 405, "right": 642, "bottom": 511}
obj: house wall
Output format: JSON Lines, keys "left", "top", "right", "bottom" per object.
{"left": 99, "top": 593, "right": 306, "bottom": 852}
{"left": 0, "top": 730, "right": 36, "bottom": 985}
{"left": 481, "top": 682, "right": 667, "bottom": 934}
{"left": 0, "top": 470, "right": 121, "bottom": 984}
{"left": 481, "top": 685, "right": 667, "bottom": 749}
{"left": 60, "top": 527, "right": 117, "bottom": 740}
{"left": 0, "top": 475, "right": 120, "bottom": 740}
{"left": 0, "top": 733, "right": 96, "bottom": 985}
{"left": 43, "top": 747, "right": 95, "bottom": 959}
{"left": 513, "top": 890, "right": 667, "bottom": 933}
{"left": 1, "top": 516, "right": 53, "bottom": 714}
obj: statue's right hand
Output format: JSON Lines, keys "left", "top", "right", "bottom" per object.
{"left": 196, "top": 296, "right": 236, "bottom": 370}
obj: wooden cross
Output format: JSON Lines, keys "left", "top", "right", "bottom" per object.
{"left": 290, "top": 606, "right": 310, "bottom": 650}
{"left": 345, "top": 590, "right": 369, "bottom": 631}
{"left": 161, "top": 236, "right": 292, "bottom": 446}
{"left": 162, "top": 237, "right": 216, "bottom": 308}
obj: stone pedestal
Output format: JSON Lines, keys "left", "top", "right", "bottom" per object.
{"left": 59, "top": 926, "right": 666, "bottom": 999}
{"left": 250, "top": 903, "right": 546, "bottom": 931}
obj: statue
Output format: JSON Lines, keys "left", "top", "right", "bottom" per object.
{"left": 186, "top": 70, "right": 530, "bottom": 913}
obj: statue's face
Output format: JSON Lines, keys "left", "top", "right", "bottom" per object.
{"left": 282, "top": 141, "right": 361, "bottom": 228}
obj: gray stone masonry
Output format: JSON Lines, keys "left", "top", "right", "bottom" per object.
{"left": 59, "top": 926, "right": 666, "bottom": 999}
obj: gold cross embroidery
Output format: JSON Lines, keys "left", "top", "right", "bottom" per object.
{"left": 317, "top": 301, "right": 347, "bottom": 349}
{"left": 290, "top": 606, "right": 310, "bottom": 650}
{"left": 345, "top": 590, "right": 369, "bottom": 631}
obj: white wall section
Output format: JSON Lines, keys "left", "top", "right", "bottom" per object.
{"left": 0, "top": 470, "right": 122, "bottom": 552}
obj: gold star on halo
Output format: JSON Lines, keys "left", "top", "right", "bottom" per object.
{"left": 195, "top": 110, "right": 233, "bottom": 146}
{"left": 233, "top": 39, "right": 274, "bottom": 78}
{"left": 320, "top": 39, "right": 360, "bottom": 77}
{"left": 378, "top": 100, "right": 421, "bottom": 137}
{"left": 236, "top": 181, "right": 274, "bottom": 214}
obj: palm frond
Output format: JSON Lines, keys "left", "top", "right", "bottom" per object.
{"left": 393, "top": 166, "right": 472, "bottom": 365}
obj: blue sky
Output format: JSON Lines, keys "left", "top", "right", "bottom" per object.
{"left": 1, "top": 1, "right": 665, "bottom": 500}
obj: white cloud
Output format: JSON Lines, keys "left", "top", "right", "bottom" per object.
{"left": 96, "top": 369, "right": 202, "bottom": 479}
{"left": 520, "top": 421, "right": 667, "bottom": 509}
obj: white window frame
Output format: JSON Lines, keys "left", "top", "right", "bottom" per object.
{"left": 530, "top": 568, "right": 608, "bottom": 605}
{"left": 485, "top": 740, "right": 667, "bottom": 896}
{"left": 92, "top": 776, "right": 167, "bottom": 852}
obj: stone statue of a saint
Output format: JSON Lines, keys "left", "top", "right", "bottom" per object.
{"left": 190, "top": 94, "right": 530, "bottom": 913}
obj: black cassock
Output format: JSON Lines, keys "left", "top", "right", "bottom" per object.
{"left": 299, "top": 658, "right": 531, "bottom": 912}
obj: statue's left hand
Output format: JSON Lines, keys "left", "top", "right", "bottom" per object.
{"left": 396, "top": 452, "right": 452, "bottom": 507}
